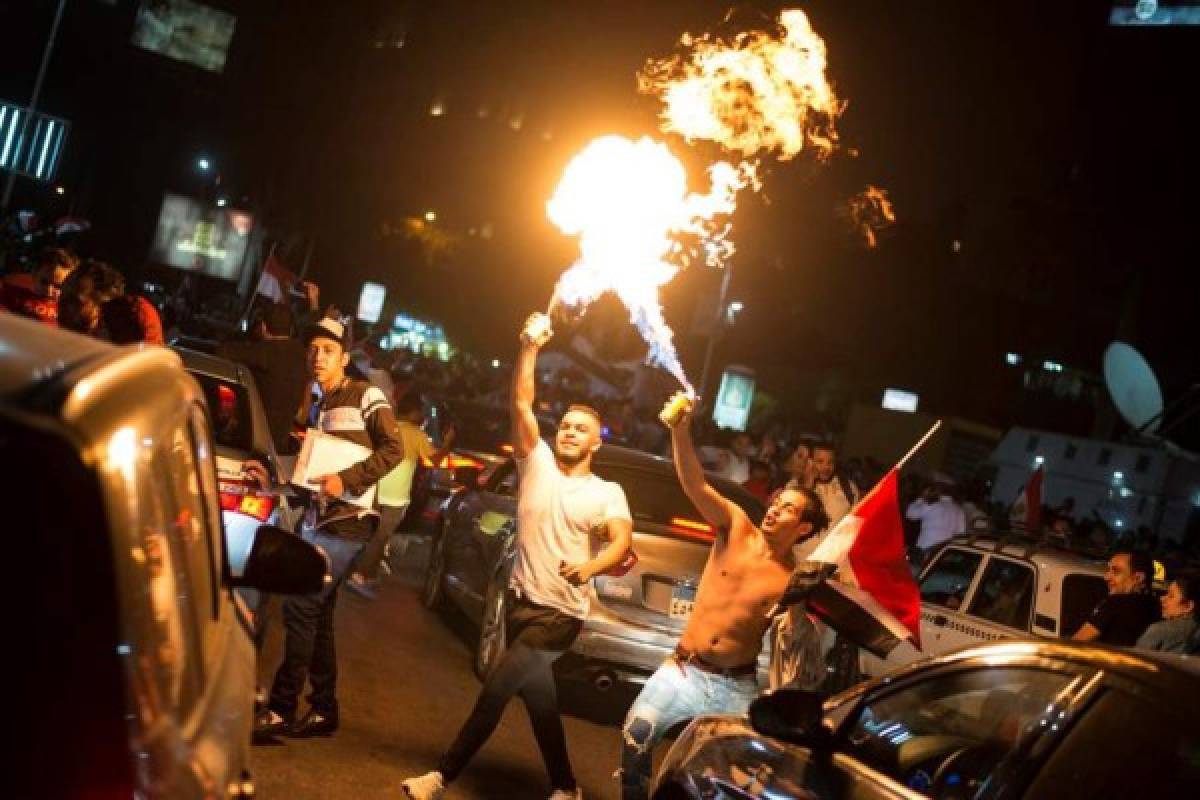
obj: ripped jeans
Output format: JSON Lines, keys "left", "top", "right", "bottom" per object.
{"left": 619, "top": 658, "right": 759, "bottom": 800}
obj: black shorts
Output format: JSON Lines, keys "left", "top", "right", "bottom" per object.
{"left": 505, "top": 589, "right": 583, "bottom": 652}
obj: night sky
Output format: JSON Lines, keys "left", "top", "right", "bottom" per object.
{"left": 3, "top": 1, "right": 1197, "bottom": 439}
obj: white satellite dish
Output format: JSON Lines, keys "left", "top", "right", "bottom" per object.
{"left": 1103, "top": 341, "right": 1164, "bottom": 434}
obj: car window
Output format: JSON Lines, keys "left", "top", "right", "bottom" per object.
{"left": 1026, "top": 688, "right": 1200, "bottom": 798}
{"left": 159, "top": 421, "right": 220, "bottom": 631}
{"left": 843, "top": 668, "right": 1074, "bottom": 797}
{"left": 134, "top": 434, "right": 206, "bottom": 718}
{"left": 592, "top": 463, "right": 762, "bottom": 527}
{"left": 920, "top": 548, "right": 983, "bottom": 611}
{"left": 191, "top": 371, "right": 253, "bottom": 452}
{"left": 1059, "top": 573, "right": 1108, "bottom": 639}
{"left": 968, "top": 557, "right": 1034, "bottom": 630}
{"left": 487, "top": 461, "right": 519, "bottom": 497}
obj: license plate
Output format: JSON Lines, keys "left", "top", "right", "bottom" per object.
{"left": 669, "top": 582, "right": 697, "bottom": 620}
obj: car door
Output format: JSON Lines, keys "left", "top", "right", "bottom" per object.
{"left": 443, "top": 459, "right": 518, "bottom": 618}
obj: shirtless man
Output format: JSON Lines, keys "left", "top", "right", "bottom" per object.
{"left": 618, "top": 396, "right": 829, "bottom": 800}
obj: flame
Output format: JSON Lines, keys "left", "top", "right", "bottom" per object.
{"left": 843, "top": 185, "right": 896, "bottom": 248}
{"left": 545, "top": 9, "right": 854, "bottom": 393}
{"left": 547, "top": 136, "right": 751, "bottom": 394}
{"left": 640, "top": 9, "right": 841, "bottom": 161}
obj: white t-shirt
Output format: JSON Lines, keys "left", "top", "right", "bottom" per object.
{"left": 510, "top": 440, "right": 632, "bottom": 619}
{"left": 906, "top": 496, "right": 966, "bottom": 550}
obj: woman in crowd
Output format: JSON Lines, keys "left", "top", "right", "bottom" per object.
{"left": 1136, "top": 573, "right": 1199, "bottom": 654}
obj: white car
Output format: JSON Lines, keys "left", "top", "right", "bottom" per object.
{"left": 862, "top": 532, "right": 1108, "bottom": 677}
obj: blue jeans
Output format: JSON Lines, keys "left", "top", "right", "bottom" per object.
{"left": 619, "top": 658, "right": 760, "bottom": 800}
{"left": 267, "top": 521, "right": 368, "bottom": 719}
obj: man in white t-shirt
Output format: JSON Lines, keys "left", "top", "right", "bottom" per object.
{"left": 403, "top": 312, "right": 633, "bottom": 800}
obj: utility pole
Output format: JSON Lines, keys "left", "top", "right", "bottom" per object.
{"left": 2, "top": 0, "right": 69, "bottom": 211}
{"left": 697, "top": 260, "right": 734, "bottom": 403}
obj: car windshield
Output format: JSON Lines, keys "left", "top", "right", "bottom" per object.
{"left": 592, "top": 463, "right": 763, "bottom": 529}
{"left": 190, "top": 372, "right": 253, "bottom": 452}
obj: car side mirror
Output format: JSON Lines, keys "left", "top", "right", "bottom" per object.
{"left": 229, "top": 524, "right": 327, "bottom": 595}
{"left": 748, "top": 689, "right": 829, "bottom": 748}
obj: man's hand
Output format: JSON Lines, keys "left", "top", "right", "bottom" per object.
{"left": 442, "top": 422, "right": 457, "bottom": 448}
{"left": 520, "top": 312, "right": 553, "bottom": 348}
{"left": 559, "top": 560, "right": 595, "bottom": 586}
{"left": 301, "top": 281, "right": 320, "bottom": 310}
{"left": 315, "top": 473, "right": 345, "bottom": 499}
{"left": 243, "top": 459, "right": 271, "bottom": 489}
{"left": 659, "top": 392, "right": 695, "bottom": 429}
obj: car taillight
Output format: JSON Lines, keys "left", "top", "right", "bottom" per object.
{"left": 421, "top": 452, "right": 485, "bottom": 471}
{"left": 668, "top": 516, "right": 715, "bottom": 542}
{"left": 219, "top": 479, "right": 277, "bottom": 522}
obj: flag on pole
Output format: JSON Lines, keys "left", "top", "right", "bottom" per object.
{"left": 1009, "top": 465, "right": 1043, "bottom": 532}
{"left": 807, "top": 468, "right": 922, "bottom": 650}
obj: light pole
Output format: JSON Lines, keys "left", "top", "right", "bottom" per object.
{"left": 2, "top": 0, "right": 69, "bottom": 211}
{"left": 697, "top": 261, "right": 734, "bottom": 402}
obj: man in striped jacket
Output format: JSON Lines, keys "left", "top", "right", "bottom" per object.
{"left": 255, "top": 316, "right": 405, "bottom": 739}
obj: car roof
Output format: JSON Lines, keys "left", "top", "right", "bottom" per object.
{"left": 594, "top": 443, "right": 764, "bottom": 511}
{"left": 173, "top": 345, "right": 247, "bottom": 384}
{"left": 0, "top": 313, "right": 114, "bottom": 400}
{"left": 944, "top": 530, "right": 1107, "bottom": 574}
{"left": 923, "top": 640, "right": 1200, "bottom": 701}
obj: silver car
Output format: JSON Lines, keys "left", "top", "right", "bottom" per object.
{"left": 421, "top": 443, "right": 765, "bottom": 686}
{"left": 3, "top": 314, "right": 323, "bottom": 798}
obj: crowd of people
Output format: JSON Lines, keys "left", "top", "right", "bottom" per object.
{"left": 4, "top": 236, "right": 1198, "bottom": 799}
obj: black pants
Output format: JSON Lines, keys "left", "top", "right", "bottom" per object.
{"left": 267, "top": 517, "right": 371, "bottom": 720}
{"left": 438, "top": 591, "right": 582, "bottom": 790}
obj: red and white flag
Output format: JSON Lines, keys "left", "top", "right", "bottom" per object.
{"left": 1009, "top": 465, "right": 1043, "bottom": 532}
{"left": 809, "top": 468, "right": 922, "bottom": 651}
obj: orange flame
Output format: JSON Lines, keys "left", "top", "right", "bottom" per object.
{"left": 843, "top": 185, "right": 896, "bottom": 248}
{"left": 639, "top": 9, "right": 841, "bottom": 162}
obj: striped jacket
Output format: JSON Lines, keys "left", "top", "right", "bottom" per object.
{"left": 297, "top": 377, "right": 405, "bottom": 531}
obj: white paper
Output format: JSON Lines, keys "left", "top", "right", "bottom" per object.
{"left": 292, "top": 429, "right": 377, "bottom": 509}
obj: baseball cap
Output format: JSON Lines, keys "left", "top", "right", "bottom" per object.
{"left": 302, "top": 317, "right": 348, "bottom": 349}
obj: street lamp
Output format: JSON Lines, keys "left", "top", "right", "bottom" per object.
{"left": 216, "top": 196, "right": 228, "bottom": 207}
{"left": 197, "top": 157, "right": 212, "bottom": 172}
{"left": 424, "top": 210, "right": 436, "bottom": 222}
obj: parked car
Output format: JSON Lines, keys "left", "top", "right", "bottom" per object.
{"left": 174, "top": 347, "right": 298, "bottom": 576}
{"left": 422, "top": 443, "right": 765, "bottom": 685}
{"left": 4, "top": 315, "right": 324, "bottom": 799}
{"left": 861, "top": 532, "right": 1108, "bottom": 678}
{"left": 653, "top": 640, "right": 1200, "bottom": 799}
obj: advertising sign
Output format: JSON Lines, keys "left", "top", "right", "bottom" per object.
{"left": 132, "top": 0, "right": 238, "bottom": 73}
{"left": 148, "top": 193, "right": 253, "bottom": 281}
{"left": 356, "top": 282, "right": 387, "bottom": 323}
{"left": 713, "top": 366, "right": 755, "bottom": 432}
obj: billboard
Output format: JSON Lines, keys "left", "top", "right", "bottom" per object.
{"left": 356, "top": 282, "right": 387, "bottom": 324}
{"left": 0, "top": 102, "right": 69, "bottom": 182}
{"left": 149, "top": 193, "right": 253, "bottom": 281}
{"left": 131, "top": 0, "right": 238, "bottom": 73}
{"left": 1110, "top": 1, "right": 1200, "bottom": 24}
{"left": 713, "top": 366, "right": 756, "bottom": 432}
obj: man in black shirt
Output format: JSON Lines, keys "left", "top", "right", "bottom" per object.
{"left": 1073, "top": 549, "right": 1160, "bottom": 646}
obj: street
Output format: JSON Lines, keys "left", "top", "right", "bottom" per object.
{"left": 254, "top": 537, "right": 645, "bottom": 800}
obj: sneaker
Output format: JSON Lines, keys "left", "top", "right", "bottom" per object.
{"left": 252, "top": 709, "right": 290, "bottom": 742}
{"left": 286, "top": 708, "right": 339, "bottom": 738}
{"left": 401, "top": 771, "right": 445, "bottom": 800}
{"left": 548, "top": 790, "right": 582, "bottom": 800}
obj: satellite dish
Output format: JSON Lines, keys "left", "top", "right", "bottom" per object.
{"left": 1103, "top": 341, "right": 1164, "bottom": 434}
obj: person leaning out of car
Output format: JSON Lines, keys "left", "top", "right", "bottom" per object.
{"left": 1073, "top": 549, "right": 1161, "bottom": 647}
{"left": 1136, "top": 572, "right": 1200, "bottom": 655}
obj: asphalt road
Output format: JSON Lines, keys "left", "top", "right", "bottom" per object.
{"left": 253, "top": 537, "right": 648, "bottom": 800}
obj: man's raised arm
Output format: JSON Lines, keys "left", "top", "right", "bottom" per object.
{"left": 510, "top": 312, "right": 552, "bottom": 459}
{"left": 663, "top": 395, "right": 741, "bottom": 534}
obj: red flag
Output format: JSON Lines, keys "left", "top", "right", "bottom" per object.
{"left": 1009, "top": 466, "right": 1043, "bottom": 532}
{"left": 810, "top": 468, "right": 922, "bottom": 646}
